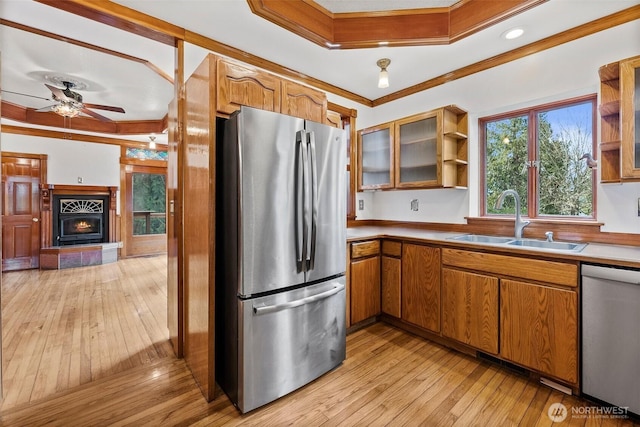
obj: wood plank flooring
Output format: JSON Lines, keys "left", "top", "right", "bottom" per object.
{"left": 1, "top": 256, "right": 172, "bottom": 411}
{"left": 1, "top": 257, "right": 638, "bottom": 426}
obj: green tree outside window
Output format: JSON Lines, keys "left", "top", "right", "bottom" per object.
{"left": 482, "top": 97, "right": 595, "bottom": 218}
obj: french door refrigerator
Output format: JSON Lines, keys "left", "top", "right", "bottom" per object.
{"left": 216, "top": 106, "right": 347, "bottom": 413}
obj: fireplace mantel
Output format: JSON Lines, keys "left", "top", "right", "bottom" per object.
{"left": 41, "top": 184, "right": 118, "bottom": 247}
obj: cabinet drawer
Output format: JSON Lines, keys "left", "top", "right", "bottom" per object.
{"left": 381, "top": 240, "right": 402, "bottom": 257}
{"left": 442, "top": 248, "right": 578, "bottom": 288}
{"left": 351, "top": 240, "right": 380, "bottom": 259}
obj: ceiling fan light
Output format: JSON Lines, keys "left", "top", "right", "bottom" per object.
{"left": 52, "top": 102, "right": 80, "bottom": 118}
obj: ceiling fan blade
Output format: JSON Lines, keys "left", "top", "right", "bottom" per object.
{"left": 83, "top": 103, "right": 125, "bottom": 113}
{"left": 45, "top": 83, "right": 70, "bottom": 102}
{"left": 1, "top": 89, "right": 52, "bottom": 101}
{"left": 35, "top": 105, "right": 56, "bottom": 112}
{"left": 81, "top": 107, "right": 112, "bottom": 122}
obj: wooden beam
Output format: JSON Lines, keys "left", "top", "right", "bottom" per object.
{"left": 1, "top": 124, "right": 160, "bottom": 150}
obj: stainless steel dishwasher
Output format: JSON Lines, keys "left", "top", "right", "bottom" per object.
{"left": 582, "top": 264, "right": 640, "bottom": 415}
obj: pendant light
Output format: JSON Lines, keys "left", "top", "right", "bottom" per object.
{"left": 377, "top": 58, "right": 390, "bottom": 88}
{"left": 148, "top": 135, "right": 157, "bottom": 149}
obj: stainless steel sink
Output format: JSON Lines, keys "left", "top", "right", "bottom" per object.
{"left": 506, "top": 238, "right": 587, "bottom": 252}
{"left": 447, "top": 234, "right": 587, "bottom": 252}
{"left": 448, "top": 234, "right": 515, "bottom": 244}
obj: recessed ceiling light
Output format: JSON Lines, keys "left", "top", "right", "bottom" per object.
{"left": 326, "top": 42, "right": 341, "bottom": 49}
{"left": 378, "top": 41, "right": 389, "bottom": 46}
{"left": 502, "top": 28, "right": 524, "bottom": 40}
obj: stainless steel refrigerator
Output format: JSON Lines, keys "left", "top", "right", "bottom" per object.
{"left": 216, "top": 106, "right": 347, "bottom": 413}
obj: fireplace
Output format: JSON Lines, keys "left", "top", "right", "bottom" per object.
{"left": 53, "top": 195, "right": 109, "bottom": 246}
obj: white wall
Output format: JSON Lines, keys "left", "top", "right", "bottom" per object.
{"left": 352, "top": 21, "right": 640, "bottom": 233}
{"left": 1, "top": 132, "right": 122, "bottom": 213}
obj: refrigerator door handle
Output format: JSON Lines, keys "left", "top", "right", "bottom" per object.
{"left": 295, "top": 130, "right": 306, "bottom": 269}
{"left": 307, "top": 131, "right": 318, "bottom": 270}
{"left": 252, "top": 283, "right": 345, "bottom": 315}
{"left": 301, "top": 131, "right": 312, "bottom": 272}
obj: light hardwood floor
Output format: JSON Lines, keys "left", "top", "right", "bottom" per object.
{"left": 1, "top": 258, "right": 638, "bottom": 426}
{"left": 0, "top": 256, "right": 172, "bottom": 410}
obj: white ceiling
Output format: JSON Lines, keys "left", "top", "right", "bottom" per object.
{"left": 1, "top": 0, "right": 638, "bottom": 144}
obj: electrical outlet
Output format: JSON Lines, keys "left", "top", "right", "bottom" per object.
{"left": 77, "top": 177, "right": 83, "bottom": 184}
{"left": 411, "top": 199, "right": 419, "bottom": 211}
{"left": 358, "top": 200, "right": 364, "bottom": 210}
{"left": 637, "top": 197, "right": 640, "bottom": 216}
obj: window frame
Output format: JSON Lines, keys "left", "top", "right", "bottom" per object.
{"left": 479, "top": 94, "right": 598, "bottom": 221}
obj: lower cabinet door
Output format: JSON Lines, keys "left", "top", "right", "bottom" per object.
{"left": 442, "top": 268, "right": 498, "bottom": 354}
{"left": 500, "top": 279, "right": 578, "bottom": 384}
{"left": 381, "top": 255, "right": 401, "bottom": 318}
{"left": 350, "top": 256, "right": 381, "bottom": 324}
{"left": 402, "top": 244, "right": 441, "bottom": 332}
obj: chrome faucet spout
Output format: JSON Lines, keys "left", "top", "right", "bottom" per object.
{"left": 495, "top": 189, "right": 530, "bottom": 239}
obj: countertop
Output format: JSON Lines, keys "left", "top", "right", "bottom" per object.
{"left": 347, "top": 226, "right": 640, "bottom": 269}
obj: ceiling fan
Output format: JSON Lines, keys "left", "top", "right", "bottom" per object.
{"left": 5, "top": 81, "right": 125, "bottom": 122}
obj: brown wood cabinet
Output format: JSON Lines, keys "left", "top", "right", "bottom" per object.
{"left": 598, "top": 54, "right": 640, "bottom": 182}
{"left": 358, "top": 105, "right": 468, "bottom": 191}
{"left": 216, "top": 59, "right": 281, "bottom": 115}
{"left": 442, "top": 247, "right": 579, "bottom": 386}
{"left": 401, "top": 244, "right": 440, "bottom": 332}
{"left": 500, "top": 279, "right": 578, "bottom": 384}
{"left": 350, "top": 240, "right": 381, "bottom": 324}
{"left": 620, "top": 55, "right": 640, "bottom": 179}
{"left": 381, "top": 240, "right": 402, "bottom": 318}
{"left": 281, "top": 80, "right": 327, "bottom": 123}
{"left": 358, "top": 122, "right": 395, "bottom": 191}
{"left": 216, "top": 57, "right": 327, "bottom": 122}
{"left": 441, "top": 268, "right": 498, "bottom": 354}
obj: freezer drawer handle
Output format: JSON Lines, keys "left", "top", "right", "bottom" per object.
{"left": 253, "top": 284, "right": 345, "bottom": 315}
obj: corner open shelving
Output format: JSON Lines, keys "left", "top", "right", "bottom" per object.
{"left": 598, "top": 60, "right": 621, "bottom": 183}
{"left": 442, "top": 106, "right": 469, "bottom": 189}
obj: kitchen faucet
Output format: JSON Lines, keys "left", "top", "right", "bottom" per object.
{"left": 495, "top": 189, "right": 530, "bottom": 239}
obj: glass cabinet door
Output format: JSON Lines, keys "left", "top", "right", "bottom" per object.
{"left": 621, "top": 55, "right": 640, "bottom": 178}
{"left": 359, "top": 123, "right": 394, "bottom": 190}
{"left": 395, "top": 111, "right": 440, "bottom": 187}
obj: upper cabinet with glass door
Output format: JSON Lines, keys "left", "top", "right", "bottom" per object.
{"left": 357, "top": 105, "right": 468, "bottom": 191}
{"left": 621, "top": 55, "right": 640, "bottom": 179}
{"left": 358, "top": 122, "right": 395, "bottom": 190}
{"left": 395, "top": 111, "right": 439, "bottom": 188}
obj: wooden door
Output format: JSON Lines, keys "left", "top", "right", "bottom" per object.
{"left": 1, "top": 154, "right": 45, "bottom": 271}
{"left": 402, "top": 244, "right": 440, "bottom": 332}
{"left": 442, "top": 268, "right": 498, "bottom": 354}
{"left": 122, "top": 164, "right": 167, "bottom": 258}
{"left": 500, "top": 279, "right": 578, "bottom": 384}
{"left": 350, "top": 255, "right": 380, "bottom": 324}
{"left": 216, "top": 57, "right": 281, "bottom": 115}
{"left": 381, "top": 240, "right": 402, "bottom": 319}
{"left": 281, "top": 80, "right": 327, "bottom": 123}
